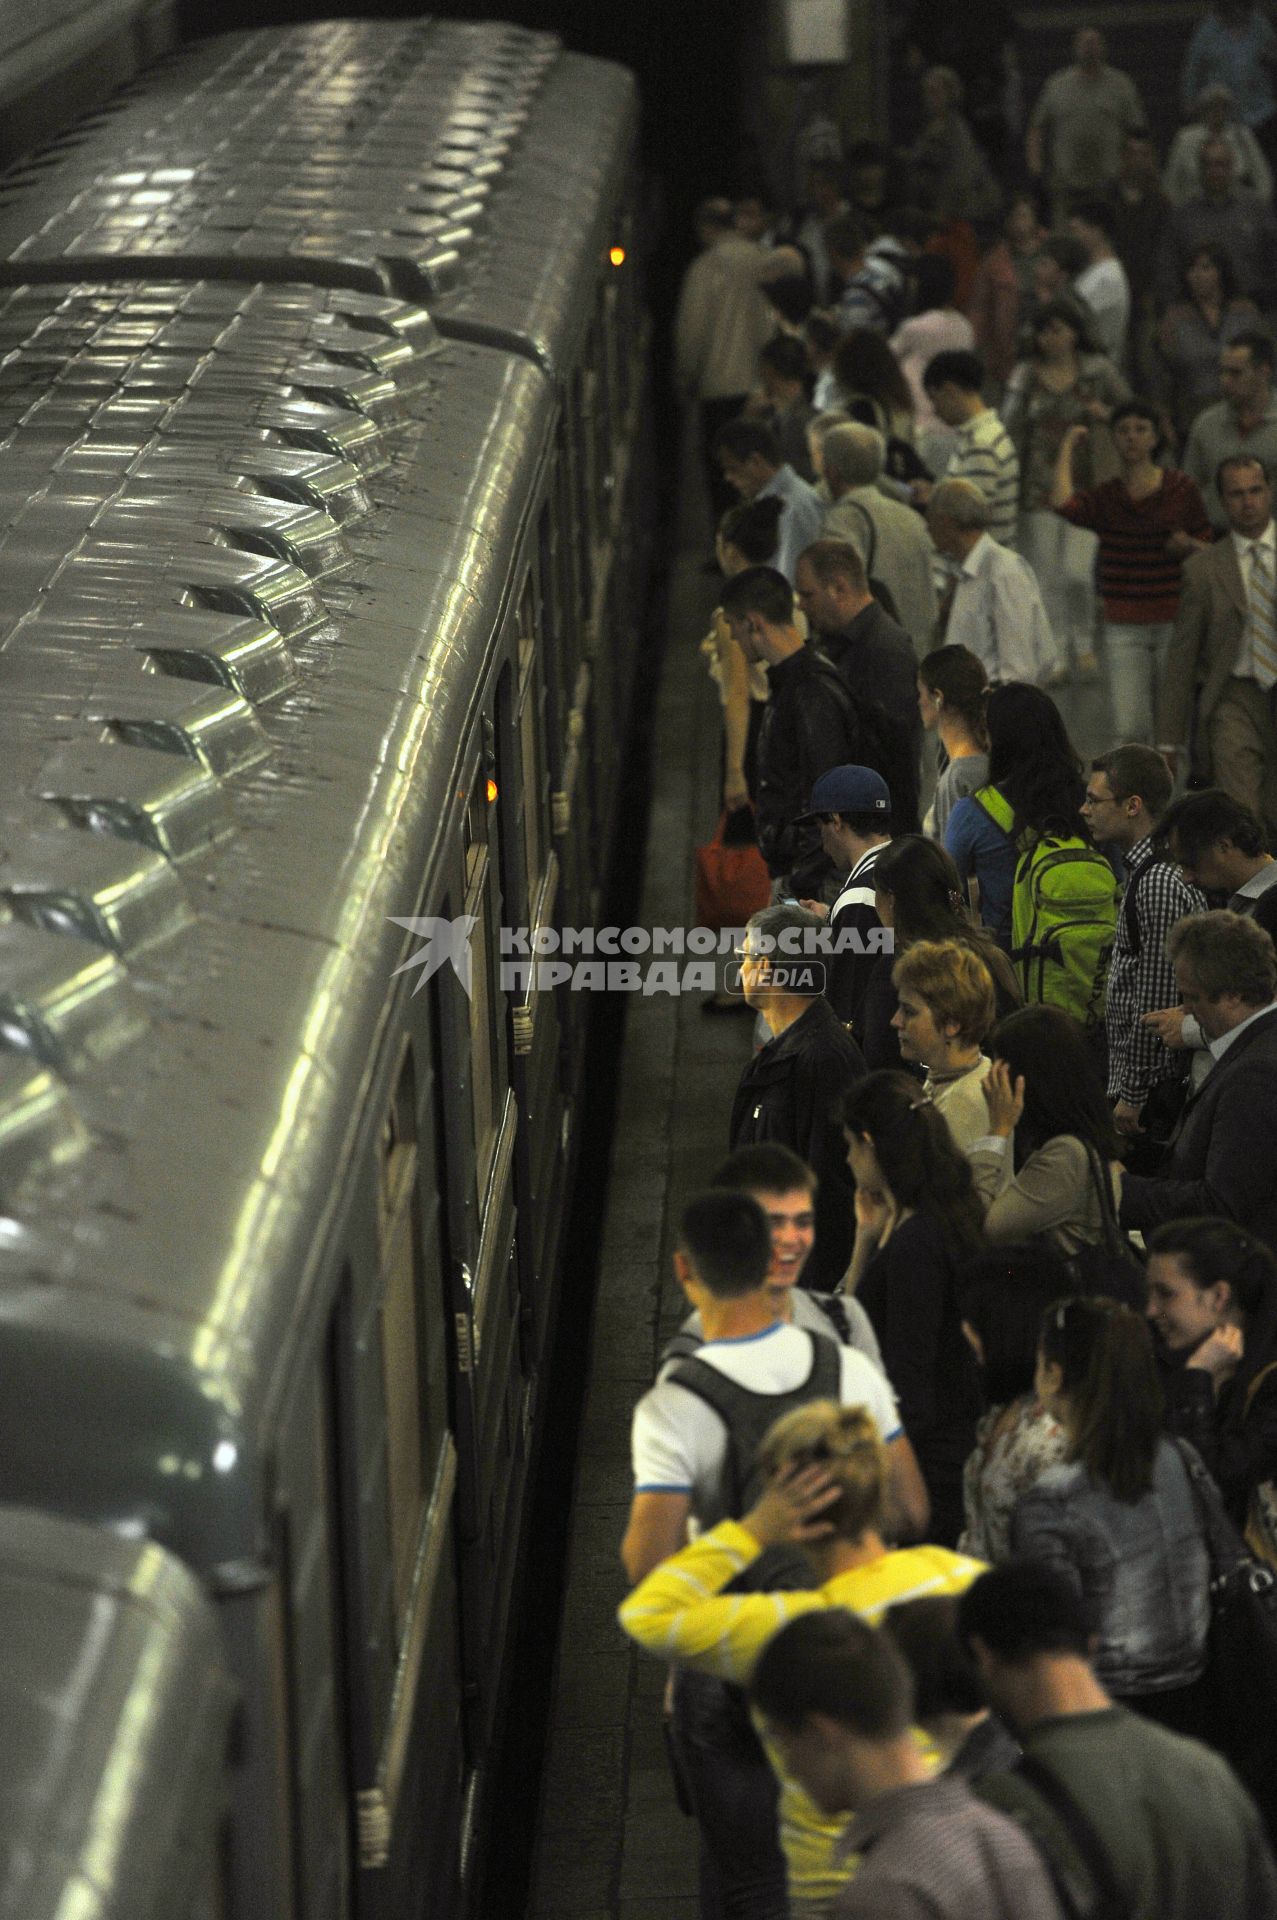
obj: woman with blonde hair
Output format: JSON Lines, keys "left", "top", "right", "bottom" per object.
{"left": 619, "top": 1400, "right": 985, "bottom": 1917}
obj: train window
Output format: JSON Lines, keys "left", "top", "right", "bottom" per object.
{"left": 464, "top": 814, "right": 499, "bottom": 1196}
{"left": 377, "top": 1043, "right": 427, "bottom": 1633}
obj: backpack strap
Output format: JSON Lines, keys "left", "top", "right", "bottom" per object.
{"left": 1120, "top": 861, "right": 1153, "bottom": 959}
{"left": 1080, "top": 1139, "right": 1123, "bottom": 1258}
{"left": 1015, "top": 1754, "right": 1127, "bottom": 1918}
{"left": 809, "top": 1289, "right": 852, "bottom": 1345}
{"left": 670, "top": 1332, "right": 844, "bottom": 1520}
{"left": 805, "top": 1325, "right": 843, "bottom": 1396}
{"left": 838, "top": 495, "right": 877, "bottom": 575}
{"left": 659, "top": 1327, "right": 705, "bottom": 1371}
{"left": 973, "top": 784, "right": 1015, "bottom": 837}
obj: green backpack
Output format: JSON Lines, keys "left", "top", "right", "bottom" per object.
{"left": 973, "top": 786, "right": 1120, "bottom": 1028}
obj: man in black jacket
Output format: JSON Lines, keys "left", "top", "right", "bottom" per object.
{"left": 729, "top": 902, "right": 867, "bottom": 1286}
{"left": 1121, "top": 911, "right": 1277, "bottom": 1250}
{"left": 795, "top": 538, "right": 922, "bottom": 832}
{"left": 795, "top": 763, "right": 893, "bottom": 1029}
{"left": 721, "top": 566, "right": 863, "bottom": 896}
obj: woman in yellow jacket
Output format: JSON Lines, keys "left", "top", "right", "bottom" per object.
{"left": 618, "top": 1401, "right": 986, "bottom": 1916}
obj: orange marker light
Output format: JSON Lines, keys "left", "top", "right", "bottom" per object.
{"left": 486, "top": 776, "right": 499, "bottom": 804}
{"left": 609, "top": 246, "right": 626, "bottom": 268}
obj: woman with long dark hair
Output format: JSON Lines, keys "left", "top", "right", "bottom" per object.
{"left": 1154, "top": 243, "right": 1260, "bottom": 441}
{"left": 857, "top": 834, "right": 1020, "bottom": 1067}
{"left": 1012, "top": 1297, "right": 1211, "bottom": 1733}
{"left": 972, "top": 1004, "right": 1124, "bottom": 1255}
{"left": 1148, "top": 1216, "right": 1277, "bottom": 1559}
{"left": 843, "top": 1071, "right": 986, "bottom": 1543}
{"left": 958, "top": 1251, "right": 1070, "bottom": 1561}
{"left": 917, "top": 643, "right": 989, "bottom": 840}
{"left": 829, "top": 327, "right": 929, "bottom": 488}
{"left": 943, "top": 682, "right": 1086, "bottom": 947}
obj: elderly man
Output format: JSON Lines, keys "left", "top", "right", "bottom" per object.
{"left": 928, "top": 479, "right": 1055, "bottom": 686}
{"left": 821, "top": 422, "right": 938, "bottom": 649}
{"left": 1120, "top": 911, "right": 1277, "bottom": 1249}
{"left": 1159, "top": 453, "right": 1277, "bottom": 841}
{"left": 1026, "top": 26, "right": 1145, "bottom": 212}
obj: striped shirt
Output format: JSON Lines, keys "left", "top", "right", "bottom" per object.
{"left": 944, "top": 409, "right": 1020, "bottom": 548}
{"left": 1057, "top": 472, "right": 1212, "bottom": 622}
{"left": 619, "top": 1519, "right": 985, "bottom": 1913}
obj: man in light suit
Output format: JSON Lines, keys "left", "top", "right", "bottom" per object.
{"left": 1159, "top": 455, "right": 1277, "bottom": 846}
{"left": 1120, "top": 912, "right": 1277, "bottom": 1251}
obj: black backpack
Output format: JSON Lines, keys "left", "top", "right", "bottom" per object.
{"left": 819, "top": 654, "right": 921, "bottom": 837}
{"left": 669, "top": 1330, "right": 843, "bottom": 1521}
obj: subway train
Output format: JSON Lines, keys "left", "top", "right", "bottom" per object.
{"left": 0, "top": 16, "right": 649, "bottom": 1920}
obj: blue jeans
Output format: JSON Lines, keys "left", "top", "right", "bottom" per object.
{"left": 670, "top": 1669, "right": 790, "bottom": 1920}
{"left": 1104, "top": 619, "right": 1173, "bottom": 744}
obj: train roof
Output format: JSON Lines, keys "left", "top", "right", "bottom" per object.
{"left": 0, "top": 19, "right": 639, "bottom": 376}
{"left": 0, "top": 1504, "right": 232, "bottom": 1920}
{"left": 0, "top": 273, "right": 556, "bottom": 1574}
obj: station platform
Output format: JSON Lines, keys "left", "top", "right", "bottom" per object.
{"left": 525, "top": 458, "right": 1119, "bottom": 1920}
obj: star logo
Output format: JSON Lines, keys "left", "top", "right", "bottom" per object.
{"left": 389, "top": 915, "right": 479, "bottom": 997}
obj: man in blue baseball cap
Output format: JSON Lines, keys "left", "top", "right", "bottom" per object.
{"left": 796, "top": 765, "right": 893, "bottom": 1030}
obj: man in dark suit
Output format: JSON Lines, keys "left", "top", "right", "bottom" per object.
{"left": 1157, "top": 455, "right": 1277, "bottom": 847}
{"left": 794, "top": 538, "right": 921, "bottom": 832}
{"left": 1121, "top": 911, "right": 1277, "bottom": 1249}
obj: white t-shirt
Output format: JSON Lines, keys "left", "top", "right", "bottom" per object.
{"left": 1074, "top": 258, "right": 1129, "bottom": 366}
{"left": 631, "top": 1321, "right": 901, "bottom": 1520}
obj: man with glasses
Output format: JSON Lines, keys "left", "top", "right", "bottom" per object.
{"left": 1080, "top": 746, "right": 1204, "bottom": 1143}
{"left": 1120, "top": 910, "right": 1277, "bottom": 1250}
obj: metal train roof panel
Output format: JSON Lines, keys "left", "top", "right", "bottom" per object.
{"left": 0, "top": 20, "right": 561, "bottom": 307}
{"left": 0, "top": 282, "right": 558, "bottom": 1571}
{"left": 0, "top": 1505, "right": 232, "bottom": 1920}
{"left": 0, "top": 21, "right": 638, "bottom": 377}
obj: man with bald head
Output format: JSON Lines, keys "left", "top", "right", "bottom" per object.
{"left": 821, "top": 422, "right": 938, "bottom": 650}
{"left": 1027, "top": 26, "right": 1146, "bottom": 214}
{"left": 929, "top": 479, "right": 1056, "bottom": 686}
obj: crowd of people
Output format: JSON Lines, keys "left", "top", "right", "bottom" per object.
{"left": 619, "top": 14, "right": 1277, "bottom": 1917}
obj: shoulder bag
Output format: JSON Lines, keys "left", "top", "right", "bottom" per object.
{"left": 1173, "top": 1437, "right": 1277, "bottom": 1837}
{"left": 1062, "top": 1143, "right": 1146, "bottom": 1310}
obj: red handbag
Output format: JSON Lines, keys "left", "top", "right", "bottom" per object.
{"left": 694, "top": 808, "right": 771, "bottom": 933}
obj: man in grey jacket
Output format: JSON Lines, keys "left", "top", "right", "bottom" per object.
{"left": 821, "top": 422, "right": 938, "bottom": 651}
{"left": 962, "top": 1562, "right": 1277, "bottom": 1920}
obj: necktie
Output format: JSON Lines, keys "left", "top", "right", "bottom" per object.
{"left": 1247, "top": 543, "right": 1277, "bottom": 690}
